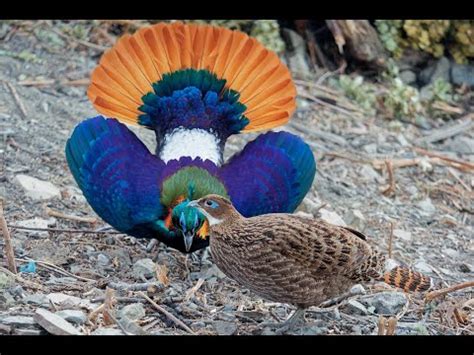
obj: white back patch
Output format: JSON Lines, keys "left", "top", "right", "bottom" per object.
{"left": 159, "top": 128, "right": 222, "bottom": 165}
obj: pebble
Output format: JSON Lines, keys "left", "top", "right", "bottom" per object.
{"left": 97, "top": 253, "right": 110, "bottom": 267}
{"left": 91, "top": 328, "right": 125, "bottom": 335}
{"left": 22, "top": 293, "right": 50, "bottom": 307}
{"left": 16, "top": 218, "right": 56, "bottom": 238}
{"left": 350, "top": 284, "right": 366, "bottom": 295}
{"left": 396, "top": 322, "right": 429, "bottom": 335}
{"left": 0, "top": 316, "right": 37, "bottom": 327}
{"left": 393, "top": 229, "right": 412, "bottom": 242}
{"left": 213, "top": 321, "right": 238, "bottom": 335}
{"left": 118, "top": 303, "right": 146, "bottom": 321}
{"left": 360, "top": 292, "right": 408, "bottom": 315}
{"left": 413, "top": 260, "right": 434, "bottom": 274}
{"left": 55, "top": 310, "right": 87, "bottom": 325}
{"left": 344, "top": 209, "right": 366, "bottom": 231}
{"left": 447, "top": 136, "right": 474, "bottom": 155}
{"left": 132, "top": 258, "right": 156, "bottom": 280}
{"left": 443, "top": 248, "right": 459, "bottom": 258}
{"left": 451, "top": 63, "right": 474, "bottom": 87}
{"left": 47, "top": 292, "right": 93, "bottom": 310}
{"left": 318, "top": 208, "right": 347, "bottom": 227}
{"left": 15, "top": 174, "right": 61, "bottom": 200}
{"left": 359, "top": 165, "right": 381, "bottom": 183}
{"left": 416, "top": 198, "right": 436, "bottom": 216}
{"left": 343, "top": 300, "right": 368, "bottom": 316}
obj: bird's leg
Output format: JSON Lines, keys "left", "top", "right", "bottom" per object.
{"left": 260, "top": 308, "right": 306, "bottom": 334}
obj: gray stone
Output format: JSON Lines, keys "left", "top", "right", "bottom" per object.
{"left": 47, "top": 292, "right": 94, "bottom": 310}
{"left": 344, "top": 209, "right": 366, "bottom": 231}
{"left": 393, "top": 229, "right": 412, "bottom": 242}
{"left": 132, "top": 258, "right": 156, "bottom": 280}
{"left": 419, "top": 57, "right": 451, "bottom": 85}
{"left": 447, "top": 136, "right": 474, "bottom": 154}
{"left": 16, "top": 218, "right": 56, "bottom": 238}
{"left": 360, "top": 292, "right": 408, "bottom": 315}
{"left": 45, "top": 276, "right": 77, "bottom": 286}
{"left": 451, "top": 63, "right": 474, "bottom": 87}
{"left": 399, "top": 70, "right": 416, "bottom": 85}
{"left": 343, "top": 300, "right": 368, "bottom": 316}
{"left": 1, "top": 316, "right": 37, "bottom": 327}
{"left": 91, "top": 328, "right": 125, "bottom": 335}
{"left": 318, "top": 208, "right": 346, "bottom": 227}
{"left": 350, "top": 284, "right": 366, "bottom": 295}
{"left": 97, "top": 253, "right": 110, "bottom": 267}
{"left": 443, "top": 248, "right": 459, "bottom": 258}
{"left": 213, "top": 320, "right": 238, "bottom": 335}
{"left": 413, "top": 260, "right": 434, "bottom": 274}
{"left": 396, "top": 322, "right": 429, "bottom": 335}
{"left": 15, "top": 174, "right": 61, "bottom": 200}
{"left": 359, "top": 165, "right": 381, "bottom": 183}
{"left": 55, "top": 310, "right": 87, "bottom": 325}
{"left": 118, "top": 303, "right": 146, "bottom": 321}
{"left": 34, "top": 308, "right": 81, "bottom": 335}
{"left": 362, "top": 143, "right": 378, "bottom": 154}
{"left": 416, "top": 198, "right": 436, "bottom": 216}
{"left": 23, "top": 293, "right": 50, "bottom": 307}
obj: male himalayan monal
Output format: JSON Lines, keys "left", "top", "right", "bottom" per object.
{"left": 65, "top": 22, "right": 317, "bottom": 253}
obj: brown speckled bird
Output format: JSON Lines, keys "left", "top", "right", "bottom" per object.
{"left": 188, "top": 194, "right": 434, "bottom": 329}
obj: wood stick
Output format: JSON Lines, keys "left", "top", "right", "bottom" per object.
{"left": 18, "top": 78, "right": 90, "bottom": 87}
{"left": 45, "top": 207, "right": 97, "bottom": 224}
{"left": 0, "top": 203, "right": 17, "bottom": 273}
{"left": 387, "top": 221, "right": 394, "bottom": 259}
{"left": 415, "top": 115, "right": 473, "bottom": 144}
{"left": 425, "top": 280, "right": 474, "bottom": 302}
{"left": 4, "top": 82, "right": 27, "bottom": 118}
{"left": 138, "top": 291, "right": 195, "bottom": 334}
{"left": 414, "top": 147, "right": 474, "bottom": 171}
{"left": 380, "top": 160, "right": 396, "bottom": 196}
{"left": 8, "top": 225, "right": 121, "bottom": 234}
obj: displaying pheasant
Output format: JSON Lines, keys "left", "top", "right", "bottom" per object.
{"left": 65, "top": 22, "right": 316, "bottom": 253}
{"left": 189, "top": 194, "right": 434, "bottom": 328}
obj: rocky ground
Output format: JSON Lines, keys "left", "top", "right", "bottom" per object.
{"left": 0, "top": 21, "right": 473, "bottom": 336}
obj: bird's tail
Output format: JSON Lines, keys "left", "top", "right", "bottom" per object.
{"left": 381, "top": 266, "right": 434, "bottom": 292}
{"left": 87, "top": 22, "right": 296, "bottom": 138}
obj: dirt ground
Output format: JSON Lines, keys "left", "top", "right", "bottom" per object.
{"left": 0, "top": 22, "right": 473, "bottom": 335}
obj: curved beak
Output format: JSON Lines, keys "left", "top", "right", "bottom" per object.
{"left": 187, "top": 200, "right": 198, "bottom": 208}
{"left": 182, "top": 231, "right": 194, "bottom": 252}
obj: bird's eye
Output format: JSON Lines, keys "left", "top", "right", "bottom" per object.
{"left": 205, "top": 199, "right": 219, "bottom": 208}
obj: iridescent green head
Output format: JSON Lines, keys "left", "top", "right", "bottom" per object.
{"left": 171, "top": 200, "right": 207, "bottom": 252}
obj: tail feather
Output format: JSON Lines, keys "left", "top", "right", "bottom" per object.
{"left": 88, "top": 22, "right": 295, "bottom": 133}
{"left": 382, "top": 266, "right": 434, "bottom": 292}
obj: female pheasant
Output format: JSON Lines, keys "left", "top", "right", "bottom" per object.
{"left": 65, "top": 22, "right": 316, "bottom": 253}
{"left": 189, "top": 194, "right": 434, "bottom": 328}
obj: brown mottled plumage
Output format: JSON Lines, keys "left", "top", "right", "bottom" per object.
{"left": 189, "top": 194, "right": 433, "bottom": 322}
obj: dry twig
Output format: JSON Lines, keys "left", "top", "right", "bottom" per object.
{"left": 426, "top": 281, "right": 474, "bottom": 302}
{"left": 0, "top": 203, "right": 17, "bottom": 273}
{"left": 45, "top": 207, "right": 97, "bottom": 224}
{"left": 4, "top": 81, "right": 27, "bottom": 118}
{"left": 138, "top": 291, "right": 195, "bottom": 334}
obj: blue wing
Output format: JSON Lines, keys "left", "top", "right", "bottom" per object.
{"left": 219, "top": 131, "right": 316, "bottom": 217}
{"left": 65, "top": 116, "right": 166, "bottom": 236}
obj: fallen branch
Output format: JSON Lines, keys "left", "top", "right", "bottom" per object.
{"left": 414, "top": 147, "right": 474, "bottom": 172}
{"left": 184, "top": 278, "right": 205, "bottom": 302}
{"left": 380, "top": 160, "right": 395, "bottom": 196}
{"left": 0, "top": 203, "right": 17, "bottom": 273}
{"left": 4, "top": 81, "right": 27, "bottom": 118}
{"left": 8, "top": 225, "right": 121, "bottom": 234}
{"left": 138, "top": 291, "right": 195, "bottom": 334}
{"left": 425, "top": 280, "right": 474, "bottom": 302}
{"left": 107, "top": 281, "right": 164, "bottom": 293}
{"left": 415, "top": 115, "right": 473, "bottom": 145}
{"left": 18, "top": 78, "right": 90, "bottom": 87}
{"left": 45, "top": 207, "right": 97, "bottom": 224}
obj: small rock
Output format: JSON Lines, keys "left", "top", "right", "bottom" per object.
{"left": 132, "top": 258, "right": 156, "bottom": 280}
{"left": 416, "top": 198, "right": 436, "bottom": 216}
{"left": 396, "top": 322, "right": 429, "bottom": 335}
{"left": 23, "top": 293, "right": 50, "bottom": 307}
{"left": 393, "top": 229, "right": 412, "bottom": 242}
{"left": 213, "top": 321, "right": 238, "bottom": 335}
{"left": 55, "top": 310, "right": 87, "bottom": 325}
{"left": 91, "top": 328, "right": 125, "bottom": 335}
{"left": 1, "top": 316, "right": 37, "bottom": 327}
{"left": 459, "top": 263, "right": 472, "bottom": 273}
{"left": 15, "top": 174, "right": 61, "bottom": 200}
{"left": 16, "top": 218, "right": 56, "bottom": 238}
{"left": 97, "top": 253, "right": 110, "bottom": 267}
{"left": 443, "top": 248, "right": 459, "bottom": 258}
{"left": 451, "top": 63, "right": 474, "bottom": 88}
{"left": 318, "top": 208, "right": 346, "bottom": 227}
{"left": 350, "top": 284, "right": 366, "bottom": 295}
{"left": 362, "top": 143, "right": 377, "bottom": 154}
{"left": 13, "top": 328, "right": 45, "bottom": 335}
{"left": 344, "top": 209, "right": 366, "bottom": 231}
{"left": 34, "top": 308, "right": 81, "bottom": 335}
{"left": 419, "top": 57, "right": 451, "bottom": 85}
{"left": 295, "top": 211, "right": 313, "bottom": 219}
{"left": 396, "top": 133, "right": 410, "bottom": 147}
{"left": 343, "top": 300, "right": 368, "bottom": 316}
{"left": 447, "top": 136, "right": 474, "bottom": 154}
{"left": 399, "top": 70, "right": 416, "bottom": 85}
{"left": 359, "top": 165, "right": 381, "bottom": 183}
{"left": 45, "top": 276, "right": 77, "bottom": 286}
{"left": 47, "top": 292, "right": 93, "bottom": 310}
{"left": 360, "top": 292, "right": 408, "bottom": 315}
{"left": 413, "top": 260, "right": 434, "bottom": 274}
{"left": 118, "top": 303, "right": 146, "bottom": 321}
